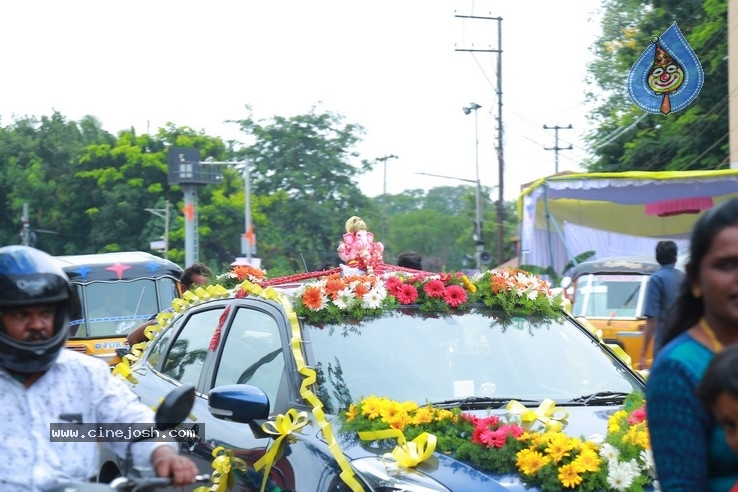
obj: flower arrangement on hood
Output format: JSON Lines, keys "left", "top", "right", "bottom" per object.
{"left": 339, "top": 392, "right": 655, "bottom": 492}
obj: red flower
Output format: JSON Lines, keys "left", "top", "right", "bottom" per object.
{"left": 396, "top": 284, "right": 419, "bottom": 305}
{"left": 423, "top": 279, "right": 446, "bottom": 298}
{"left": 628, "top": 407, "right": 647, "bottom": 425}
{"left": 443, "top": 285, "right": 467, "bottom": 307}
{"left": 480, "top": 428, "right": 509, "bottom": 448}
{"left": 384, "top": 276, "right": 403, "bottom": 294}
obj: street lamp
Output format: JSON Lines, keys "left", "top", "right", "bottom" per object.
{"left": 463, "top": 102, "right": 483, "bottom": 270}
{"left": 375, "top": 154, "right": 398, "bottom": 245}
{"left": 202, "top": 157, "right": 255, "bottom": 264}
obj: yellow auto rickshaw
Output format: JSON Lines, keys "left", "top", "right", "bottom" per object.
{"left": 566, "top": 254, "right": 686, "bottom": 369}
{"left": 53, "top": 251, "right": 183, "bottom": 365}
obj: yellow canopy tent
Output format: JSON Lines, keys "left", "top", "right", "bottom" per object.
{"left": 517, "top": 170, "right": 738, "bottom": 274}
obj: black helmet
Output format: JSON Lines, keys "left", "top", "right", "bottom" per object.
{"left": 0, "top": 245, "right": 72, "bottom": 373}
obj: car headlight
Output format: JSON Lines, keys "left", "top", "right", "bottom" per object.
{"left": 352, "top": 457, "right": 450, "bottom": 492}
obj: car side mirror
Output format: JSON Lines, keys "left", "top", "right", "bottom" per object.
{"left": 155, "top": 384, "right": 196, "bottom": 431}
{"left": 208, "top": 384, "right": 270, "bottom": 424}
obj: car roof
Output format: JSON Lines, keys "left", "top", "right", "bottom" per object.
{"left": 570, "top": 255, "right": 660, "bottom": 277}
{"left": 53, "top": 251, "right": 183, "bottom": 281}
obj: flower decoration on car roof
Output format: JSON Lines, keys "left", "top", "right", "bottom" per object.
{"left": 289, "top": 267, "right": 563, "bottom": 326}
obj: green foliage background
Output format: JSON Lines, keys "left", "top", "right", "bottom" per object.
{"left": 1, "top": 0, "right": 729, "bottom": 274}
{"left": 0, "top": 109, "right": 517, "bottom": 273}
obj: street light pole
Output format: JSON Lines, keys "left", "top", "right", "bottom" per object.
{"left": 463, "top": 102, "right": 483, "bottom": 270}
{"left": 201, "top": 158, "right": 255, "bottom": 264}
{"left": 243, "top": 159, "right": 253, "bottom": 264}
{"left": 375, "top": 154, "right": 398, "bottom": 245}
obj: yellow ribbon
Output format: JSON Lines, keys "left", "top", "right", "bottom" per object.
{"left": 242, "top": 280, "right": 364, "bottom": 492}
{"left": 195, "top": 445, "right": 249, "bottom": 492}
{"left": 253, "top": 409, "right": 310, "bottom": 492}
{"left": 196, "top": 281, "right": 364, "bottom": 492}
{"left": 506, "top": 398, "right": 569, "bottom": 432}
{"left": 357, "top": 428, "right": 437, "bottom": 468}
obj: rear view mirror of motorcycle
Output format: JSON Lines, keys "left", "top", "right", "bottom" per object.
{"left": 152, "top": 384, "right": 196, "bottom": 433}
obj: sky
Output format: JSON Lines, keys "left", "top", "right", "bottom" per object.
{"left": 0, "top": 0, "right": 603, "bottom": 202}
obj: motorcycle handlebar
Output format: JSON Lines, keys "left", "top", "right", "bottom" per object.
{"left": 110, "top": 474, "right": 210, "bottom": 491}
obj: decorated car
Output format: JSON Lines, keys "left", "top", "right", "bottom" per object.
{"left": 109, "top": 218, "right": 655, "bottom": 491}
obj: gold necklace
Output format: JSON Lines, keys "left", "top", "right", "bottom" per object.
{"left": 699, "top": 318, "right": 724, "bottom": 352}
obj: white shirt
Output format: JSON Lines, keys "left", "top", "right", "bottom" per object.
{"left": 0, "top": 349, "right": 174, "bottom": 491}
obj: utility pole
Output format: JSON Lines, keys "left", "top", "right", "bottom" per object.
{"left": 543, "top": 124, "right": 573, "bottom": 173}
{"left": 375, "top": 154, "right": 398, "bottom": 245}
{"left": 145, "top": 200, "right": 171, "bottom": 259}
{"left": 455, "top": 13, "right": 505, "bottom": 267}
{"left": 20, "top": 203, "right": 32, "bottom": 246}
{"left": 730, "top": 0, "right": 738, "bottom": 167}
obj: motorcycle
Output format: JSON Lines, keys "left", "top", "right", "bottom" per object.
{"left": 46, "top": 384, "right": 210, "bottom": 492}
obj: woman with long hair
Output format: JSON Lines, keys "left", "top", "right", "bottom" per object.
{"left": 646, "top": 197, "right": 738, "bottom": 491}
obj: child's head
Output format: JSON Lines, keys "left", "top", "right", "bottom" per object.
{"left": 696, "top": 343, "right": 738, "bottom": 455}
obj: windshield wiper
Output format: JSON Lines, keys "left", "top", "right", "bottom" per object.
{"left": 431, "top": 397, "right": 540, "bottom": 410}
{"left": 567, "top": 391, "right": 630, "bottom": 405}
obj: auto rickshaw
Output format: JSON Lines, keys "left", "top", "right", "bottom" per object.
{"left": 565, "top": 254, "right": 686, "bottom": 370}
{"left": 53, "top": 251, "right": 183, "bottom": 365}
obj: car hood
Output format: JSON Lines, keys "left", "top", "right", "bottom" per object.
{"left": 329, "top": 405, "right": 618, "bottom": 490}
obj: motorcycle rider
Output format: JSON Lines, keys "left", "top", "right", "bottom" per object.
{"left": 0, "top": 245, "right": 198, "bottom": 490}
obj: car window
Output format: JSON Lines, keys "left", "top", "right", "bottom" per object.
{"left": 160, "top": 307, "right": 225, "bottom": 386}
{"left": 305, "top": 310, "right": 644, "bottom": 414}
{"left": 214, "top": 307, "right": 285, "bottom": 404}
{"left": 83, "top": 280, "right": 162, "bottom": 336}
{"left": 573, "top": 274, "right": 647, "bottom": 317}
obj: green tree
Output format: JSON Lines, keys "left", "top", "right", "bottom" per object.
{"left": 585, "top": 0, "right": 727, "bottom": 171}
{"left": 230, "top": 107, "right": 374, "bottom": 270}
{"left": 0, "top": 112, "right": 111, "bottom": 253}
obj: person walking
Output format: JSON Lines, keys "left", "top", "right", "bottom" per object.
{"left": 639, "top": 240, "right": 685, "bottom": 368}
{"left": 646, "top": 198, "right": 738, "bottom": 491}
{"left": 0, "top": 245, "right": 198, "bottom": 490}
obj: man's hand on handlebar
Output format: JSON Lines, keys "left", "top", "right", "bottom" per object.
{"left": 151, "top": 445, "right": 199, "bottom": 486}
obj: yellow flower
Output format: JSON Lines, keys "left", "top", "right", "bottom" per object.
{"left": 434, "top": 408, "right": 455, "bottom": 422}
{"left": 361, "top": 395, "right": 385, "bottom": 419}
{"left": 461, "top": 275, "right": 477, "bottom": 293}
{"left": 607, "top": 410, "right": 627, "bottom": 433}
{"left": 624, "top": 426, "right": 650, "bottom": 449}
{"left": 573, "top": 448, "right": 601, "bottom": 473}
{"left": 385, "top": 411, "right": 412, "bottom": 430}
{"left": 545, "top": 433, "right": 574, "bottom": 463}
{"left": 558, "top": 462, "right": 583, "bottom": 488}
{"left": 516, "top": 448, "right": 550, "bottom": 476}
{"left": 345, "top": 404, "right": 358, "bottom": 422}
{"left": 410, "top": 406, "right": 435, "bottom": 425}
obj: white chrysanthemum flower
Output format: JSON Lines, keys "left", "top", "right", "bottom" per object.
{"left": 607, "top": 460, "right": 636, "bottom": 491}
{"left": 362, "top": 287, "right": 386, "bottom": 309}
{"left": 640, "top": 449, "right": 656, "bottom": 477}
{"left": 526, "top": 289, "right": 538, "bottom": 301}
{"left": 623, "top": 458, "right": 641, "bottom": 475}
{"left": 599, "top": 443, "right": 620, "bottom": 462}
{"left": 333, "top": 287, "right": 357, "bottom": 310}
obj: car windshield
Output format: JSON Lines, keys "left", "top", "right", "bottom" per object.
{"left": 304, "top": 307, "right": 642, "bottom": 414}
{"left": 573, "top": 274, "right": 648, "bottom": 318}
